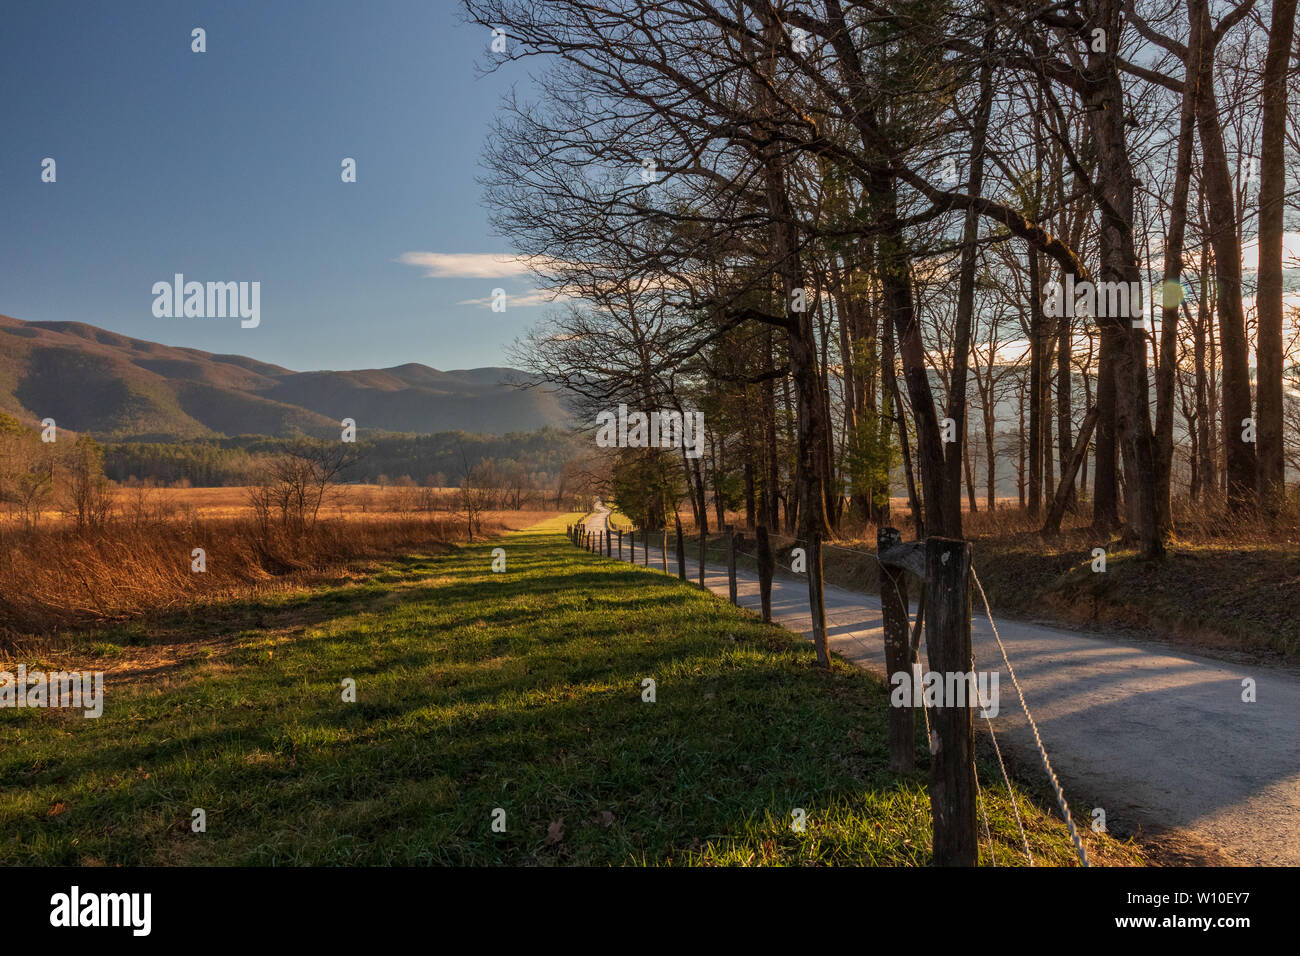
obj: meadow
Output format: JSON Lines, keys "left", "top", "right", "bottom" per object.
{"left": 0, "top": 514, "right": 1142, "bottom": 866}
{"left": 0, "top": 483, "right": 555, "bottom": 645}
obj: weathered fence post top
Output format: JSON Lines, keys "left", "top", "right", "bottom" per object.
{"left": 926, "top": 536, "right": 972, "bottom": 569}
{"left": 877, "top": 528, "right": 927, "bottom": 578}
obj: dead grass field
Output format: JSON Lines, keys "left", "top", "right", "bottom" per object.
{"left": 8, "top": 483, "right": 477, "bottom": 525}
{"left": 0, "top": 496, "right": 558, "bottom": 647}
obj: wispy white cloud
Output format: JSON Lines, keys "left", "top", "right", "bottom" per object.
{"left": 397, "top": 251, "right": 559, "bottom": 279}
{"left": 457, "top": 289, "right": 558, "bottom": 309}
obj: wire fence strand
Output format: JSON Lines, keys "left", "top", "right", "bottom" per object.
{"left": 971, "top": 566, "right": 1089, "bottom": 868}
{"left": 577, "top": 520, "right": 1086, "bottom": 868}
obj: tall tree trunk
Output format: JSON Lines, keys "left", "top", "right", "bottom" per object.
{"left": 942, "top": 30, "right": 994, "bottom": 538}
{"left": 1018, "top": 377, "right": 1027, "bottom": 509}
{"left": 1029, "top": 249, "right": 1044, "bottom": 518}
{"left": 878, "top": 172, "right": 948, "bottom": 537}
{"left": 763, "top": 329, "right": 780, "bottom": 530}
{"left": 985, "top": 414, "right": 997, "bottom": 512}
{"left": 1155, "top": 8, "right": 1201, "bottom": 536}
{"left": 1089, "top": 0, "right": 1162, "bottom": 558}
{"left": 1194, "top": 245, "right": 1216, "bottom": 498}
{"left": 764, "top": 178, "right": 831, "bottom": 542}
{"left": 1190, "top": 0, "right": 1256, "bottom": 511}
{"left": 1093, "top": 331, "right": 1121, "bottom": 530}
{"left": 884, "top": 307, "right": 922, "bottom": 538}
{"left": 1042, "top": 360, "right": 1054, "bottom": 503}
{"left": 1256, "top": 0, "right": 1297, "bottom": 514}
{"left": 964, "top": 413, "right": 978, "bottom": 514}
{"left": 1057, "top": 309, "right": 1073, "bottom": 510}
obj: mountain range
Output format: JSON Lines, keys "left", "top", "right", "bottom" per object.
{"left": 0, "top": 315, "right": 571, "bottom": 440}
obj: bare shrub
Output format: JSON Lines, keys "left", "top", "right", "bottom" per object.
{"left": 247, "top": 439, "right": 358, "bottom": 536}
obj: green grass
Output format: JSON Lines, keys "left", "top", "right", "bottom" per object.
{"left": 0, "top": 514, "right": 1140, "bottom": 865}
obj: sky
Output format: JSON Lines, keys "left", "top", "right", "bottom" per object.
{"left": 0, "top": 0, "right": 547, "bottom": 372}
{"left": 2, "top": 2, "right": 1297, "bottom": 378}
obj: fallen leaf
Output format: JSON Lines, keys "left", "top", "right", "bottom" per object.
{"left": 545, "top": 819, "right": 565, "bottom": 845}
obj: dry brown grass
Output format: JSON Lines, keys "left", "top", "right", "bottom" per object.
{"left": 11, "top": 483, "right": 472, "bottom": 525}
{"left": 0, "top": 506, "right": 555, "bottom": 643}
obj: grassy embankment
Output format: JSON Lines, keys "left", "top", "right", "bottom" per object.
{"left": 0, "top": 514, "right": 1140, "bottom": 865}
{"left": 687, "top": 504, "right": 1300, "bottom": 664}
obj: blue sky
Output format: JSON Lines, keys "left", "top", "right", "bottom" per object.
{"left": 0, "top": 0, "right": 545, "bottom": 371}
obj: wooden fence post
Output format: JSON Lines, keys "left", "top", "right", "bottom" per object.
{"left": 726, "top": 524, "right": 737, "bottom": 604}
{"left": 756, "top": 525, "right": 773, "bottom": 623}
{"left": 697, "top": 527, "right": 706, "bottom": 587}
{"left": 606, "top": 528, "right": 612, "bottom": 557}
{"left": 807, "top": 531, "right": 829, "bottom": 666}
{"left": 643, "top": 528, "right": 649, "bottom": 566}
{"left": 674, "top": 516, "right": 687, "bottom": 581}
{"left": 618, "top": 530, "right": 623, "bottom": 559}
{"left": 878, "top": 527, "right": 914, "bottom": 773}
{"left": 924, "top": 536, "right": 976, "bottom": 867}
{"left": 661, "top": 528, "right": 668, "bottom": 574}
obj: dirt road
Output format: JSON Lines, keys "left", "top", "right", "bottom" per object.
{"left": 580, "top": 508, "right": 1300, "bottom": 865}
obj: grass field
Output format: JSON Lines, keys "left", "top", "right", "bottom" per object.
{"left": 0, "top": 514, "right": 1141, "bottom": 866}
{"left": 6, "top": 483, "right": 537, "bottom": 525}
{"left": 0, "top": 499, "right": 557, "bottom": 639}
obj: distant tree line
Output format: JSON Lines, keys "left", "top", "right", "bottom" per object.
{"left": 99, "top": 427, "right": 585, "bottom": 489}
